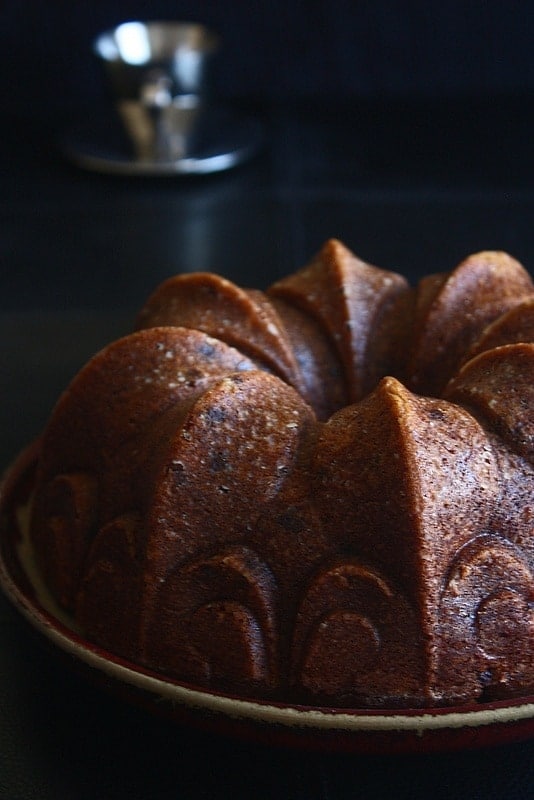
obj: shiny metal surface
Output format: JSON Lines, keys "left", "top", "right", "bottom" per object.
{"left": 117, "top": 95, "right": 203, "bottom": 163}
{"left": 94, "top": 21, "right": 219, "bottom": 99}
{"left": 62, "top": 104, "right": 264, "bottom": 175}
{"left": 90, "top": 21, "right": 235, "bottom": 170}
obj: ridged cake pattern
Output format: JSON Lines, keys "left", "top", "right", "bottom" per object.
{"left": 29, "top": 239, "right": 534, "bottom": 707}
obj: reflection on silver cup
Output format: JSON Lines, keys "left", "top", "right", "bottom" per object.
{"left": 118, "top": 93, "right": 201, "bottom": 162}
{"left": 94, "top": 21, "right": 219, "bottom": 162}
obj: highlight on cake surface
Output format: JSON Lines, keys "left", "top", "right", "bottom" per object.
{"left": 27, "top": 239, "right": 534, "bottom": 708}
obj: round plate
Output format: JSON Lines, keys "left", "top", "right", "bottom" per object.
{"left": 62, "top": 105, "right": 264, "bottom": 176}
{"left": 2, "top": 444, "right": 534, "bottom": 754}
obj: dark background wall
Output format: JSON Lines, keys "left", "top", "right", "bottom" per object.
{"left": 4, "top": 0, "right": 534, "bottom": 114}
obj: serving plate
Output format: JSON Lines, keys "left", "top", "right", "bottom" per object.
{"left": 2, "top": 444, "right": 534, "bottom": 754}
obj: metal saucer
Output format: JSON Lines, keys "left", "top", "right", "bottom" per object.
{"left": 62, "top": 104, "right": 264, "bottom": 176}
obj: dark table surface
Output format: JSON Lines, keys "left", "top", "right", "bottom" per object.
{"left": 2, "top": 94, "right": 534, "bottom": 798}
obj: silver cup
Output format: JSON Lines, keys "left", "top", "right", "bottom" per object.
{"left": 94, "top": 21, "right": 220, "bottom": 162}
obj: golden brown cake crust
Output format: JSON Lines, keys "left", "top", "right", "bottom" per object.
{"left": 28, "top": 241, "right": 534, "bottom": 708}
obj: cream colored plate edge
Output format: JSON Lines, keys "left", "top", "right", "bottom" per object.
{"left": 2, "top": 461, "right": 534, "bottom": 739}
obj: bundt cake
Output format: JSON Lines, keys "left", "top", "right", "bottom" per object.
{"left": 27, "top": 239, "right": 534, "bottom": 708}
